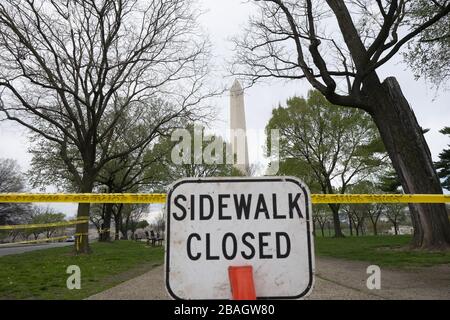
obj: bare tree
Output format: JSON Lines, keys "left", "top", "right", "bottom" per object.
{"left": 89, "top": 203, "right": 104, "bottom": 238}
{"left": 313, "top": 204, "right": 331, "bottom": 237}
{"left": 151, "top": 211, "right": 166, "bottom": 234}
{"left": 232, "top": 0, "right": 450, "bottom": 249}
{"left": 0, "top": 158, "right": 31, "bottom": 225}
{"left": 342, "top": 205, "right": 367, "bottom": 236}
{"left": 383, "top": 203, "right": 408, "bottom": 235}
{"left": 30, "top": 102, "right": 185, "bottom": 242}
{"left": 119, "top": 203, "right": 147, "bottom": 240}
{"left": 384, "top": 204, "right": 409, "bottom": 235}
{"left": 0, "top": 0, "right": 213, "bottom": 253}
{"left": 367, "top": 203, "right": 384, "bottom": 236}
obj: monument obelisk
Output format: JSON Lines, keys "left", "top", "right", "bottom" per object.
{"left": 230, "top": 79, "right": 249, "bottom": 174}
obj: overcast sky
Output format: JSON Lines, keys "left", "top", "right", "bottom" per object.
{"left": 0, "top": 0, "right": 449, "bottom": 218}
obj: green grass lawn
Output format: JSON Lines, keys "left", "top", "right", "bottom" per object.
{"left": 314, "top": 235, "right": 450, "bottom": 268}
{"left": 1, "top": 236, "right": 448, "bottom": 300}
{"left": 0, "top": 241, "right": 164, "bottom": 299}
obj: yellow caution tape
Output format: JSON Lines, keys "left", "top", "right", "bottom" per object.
{"left": 311, "top": 194, "right": 450, "bottom": 204}
{"left": 75, "top": 233, "right": 89, "bottom": 251}
{"left": 0, "top": 236, "right": 69, "bottom": 246}
{"left": 0, "top": 219, "right": 89, "bottom": 230}
{"left": 0, "top": 193, "right": 449, "bottom": 205}
{"left": 0, "top": 193, "right": 167, "bottom": 204}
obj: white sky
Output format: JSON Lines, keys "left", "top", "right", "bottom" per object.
{"left": 0, "top": 0, "right": 449, "bottom": 218}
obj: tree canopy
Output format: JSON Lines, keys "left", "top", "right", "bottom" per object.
{"left": 435, "top": 127, "right": 450, "bottom": 190}
{"left": 266, "top": 90, "right": 388, "bottom": 236}
{"left": 403, "top": 0, "right": 450, "bottom": 88}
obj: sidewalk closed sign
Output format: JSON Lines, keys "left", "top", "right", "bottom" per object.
{"left": 165, "top": 177, "right": 315, "bottom": 299}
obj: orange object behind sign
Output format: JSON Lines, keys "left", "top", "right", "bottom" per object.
{"left": 228, "top": 266, "right": 256, "bottom": 300}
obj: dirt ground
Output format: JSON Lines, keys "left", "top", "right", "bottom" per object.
{"left": 87, "top": 257, "right": 450, "bottom": 300}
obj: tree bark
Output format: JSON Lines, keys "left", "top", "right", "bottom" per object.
{"left": 99, "top": 203, "right": 113, "bottom": 242}
{"left": 367, "top": 77, "right": 450, "bottom": 249}
{"left": 114, "top": 204, "right": 124, "bottom": 240}
{"left": 74, "top": 175, "right": 93, "bottom": 254}
{"left": 348, "top": 212, "right": 353, "bottom": 236}
{"left": 372, "top": 222, "right": 378, "bottom": 236}
{"left": 408, "top": 204, "right": 424, "bottom": 247}
{"left": 329, "top": 203, "right": 345, "bottom": 237}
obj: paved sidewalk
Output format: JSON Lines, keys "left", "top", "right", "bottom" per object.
{"left": 0, "top": 242, "right": 72, "bottom": 257}
{"left": 88, "top": 257, "right": 450, "bottom": 300}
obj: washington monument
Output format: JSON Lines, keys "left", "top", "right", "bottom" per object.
{"left": 230, "top": 79, "right": 249, "bottom": 174}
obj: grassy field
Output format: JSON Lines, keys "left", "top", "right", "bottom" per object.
{"left": 314, "top": 235, "right": 450, "bottom": 268}
{"left": 1, "top": 236, "right": 449, "bottom": 300}
{"left": 0, "top": 241, "right": 164, "bottom": 299}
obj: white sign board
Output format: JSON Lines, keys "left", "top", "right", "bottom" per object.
{"left": 165, "top": 177, "right": 315, "bottom": 299}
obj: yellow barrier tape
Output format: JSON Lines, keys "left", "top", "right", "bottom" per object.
{"left": 0, "top": 193, "right": 167, "bottom": 204}
{"left": 311, "top": 194, "right": 450, "bottom": 204}
{"left": 0, "top": 219, "right": 89, "bottom": 230}
{"left": 0, "top": 193, "right": 449, "bottom": 204}
{"left": 0, "top": 236, "right": 69, "bottom": 246}
{"left": 75, "top": 233, "right": 89, "bottom": 251}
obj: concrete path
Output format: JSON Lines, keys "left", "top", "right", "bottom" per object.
{"left": 88, "top": 257, "right": 450, "bottom": 300}
{"left": 0, "top": 242, "right": 72, "bottom": 257}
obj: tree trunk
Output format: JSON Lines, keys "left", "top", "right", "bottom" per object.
{"left": 329, "top": 203, "right": 344, "bottom": 237}
{"left": 100, "top": 203, "right": 113, "bottom": 242}
{"left": 114, "top": 204, "right": 123, "bottom": 240}
{"left": 74, "top": 176, "right": 93, "bottom": 254}
{"left": 367, "top": 77, "right": 450, "bottom": 249}
{"left": 407, "top": 204, "right": 424, "bottom": 247}
{"left": 372, "top": 221, "right": 378, "bottom": 236}
{"left": 121, "top": 213, "right": 130, "bottom": 240}
{"left": 320, "top": 226, "right": 325, "bottom": 237}
{"left": 114, "top": 214, "right": 120, "bottom": 240}
{"left": 348, "top": 212, "right": 353, "bottom": 236}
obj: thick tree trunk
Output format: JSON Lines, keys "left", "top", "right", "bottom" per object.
{"left": 74, "top": 177, "right": 93, "bottom": 254}
{"left": 328, "top": 203, "right": 345, "bottom": 237}
{"left": 368, "top": 77, "right": 450, "bottom": 249}
{"left": 114, "top": 204, "right": 123, "bottom": 240}
{"left": 99, "top": 203, "right": 113, "bottom": 242}
{"left": 408, "top": 204, "right": 424, "bottom": 247}
{"left": 114, "top": 215, "right": 120, "bottom": 240}
{"left": 121, "top": 213, "right": 130, "bottom": 240}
